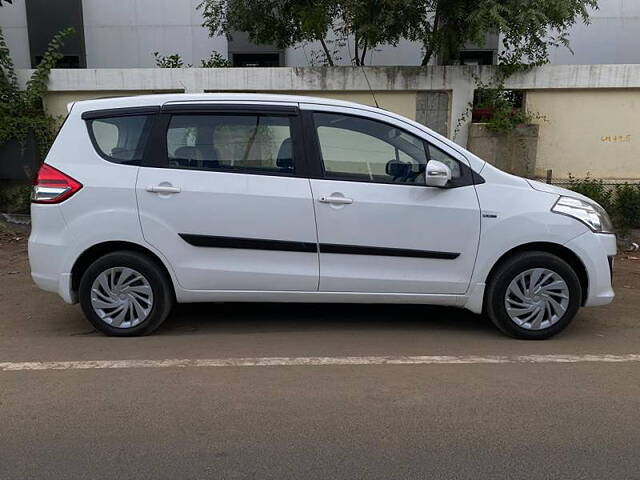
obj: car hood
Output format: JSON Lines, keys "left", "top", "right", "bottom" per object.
{"left": 526, "top": 179, "right": 595, "bottom": 205}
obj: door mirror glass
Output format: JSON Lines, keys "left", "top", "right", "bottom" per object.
{"left": 424, "top": 160, "right": 452, "bottom": 188}
{"left": 385, "top": 159, "right": 423, "bottom": 180}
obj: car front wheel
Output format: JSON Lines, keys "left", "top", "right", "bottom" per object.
{"left": 486, "top": 251, "right": 582, "bottom": 340}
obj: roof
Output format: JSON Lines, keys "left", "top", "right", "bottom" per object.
{"left": 69, "top": 93, "right": 380, "bottom": 115}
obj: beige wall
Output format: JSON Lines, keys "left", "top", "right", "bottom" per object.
{"left": 44, "top": 90, "right": 183, "bottom": 118}
{"left": 288, "top": 91, "right": 417, "bottom": 121}
{"left": 527, "top": 89, "right": 640, "bottom": 180}
{"left": 46, "top": 90, "right": 417, "bottom": 122}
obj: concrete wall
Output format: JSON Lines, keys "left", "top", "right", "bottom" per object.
{"left": 0, "top": 0, "right": 30, "bottom": 68}
{"left": 81, "top": 0, "right": 227, "bottom": 68}
{"left": 545, "top": 0, "right": 640, "bottom": 65}
{"left": 527, "top": 89, "right": 640, "bottom": 180}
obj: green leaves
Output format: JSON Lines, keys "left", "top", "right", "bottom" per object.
{"left": 0, "top": 26, "right": 74, "bottom": 158}
{"left": 153, "top": 52, "right": 191, "bottom": 68}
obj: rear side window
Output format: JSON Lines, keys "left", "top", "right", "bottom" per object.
{"left": 165, "top": 114, "right": 295, "bottom": 174}
{"left": 87, "top": 115, "right": 153, "bottom": 165}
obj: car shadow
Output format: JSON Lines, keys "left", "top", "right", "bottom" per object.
{"left": 156, "top": 302, "right": 498, "bottom": 337}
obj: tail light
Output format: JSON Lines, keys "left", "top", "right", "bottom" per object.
{"left": 32, "top": 164, "right": 83, "bottom": 204}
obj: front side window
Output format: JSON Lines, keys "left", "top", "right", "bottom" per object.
{"left": 313, "top": 112, "right": 464, "bottom": 184}
{"left": 427, "top": 144, "right": 462, "bottom": 178}
{"left": 166, "top": 114, "right": 295, "bottom": 174}
{"left": 87, "top": 115, "right": 153, "bottom": 164}
{"left": 314, "top": 112, "right": 429, "bottom": 184}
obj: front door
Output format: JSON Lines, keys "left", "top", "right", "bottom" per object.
{"left": 136, "top": 104, "right": 319, "bottom": 291}
{"left": 304, "top": 105, "right": 480, "bottom": 295}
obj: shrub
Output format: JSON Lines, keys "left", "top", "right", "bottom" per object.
{"left": 153, "top": 52, "right": 190, "bottom": 68}
{"left": 0, "top": 27, "right": 74, "bottom": 157}
{"left": 200, "top": 51, "right": 231, "bottom": 68}
{"left": 566, "top": 174, "right": 640, "bottom": 235}
{"left": 0, "top": 182, "right": 31, "bottom": 214}
{"left": 566, "top": 174, "right": 613, "bottom": 212}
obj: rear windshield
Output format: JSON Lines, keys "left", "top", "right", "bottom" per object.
{"left": 86, "top": 115, "right": 153, "bottom": 165}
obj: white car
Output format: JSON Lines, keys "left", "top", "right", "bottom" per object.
{"left": 29, "top": 94, "right": 616, "bottom": 338}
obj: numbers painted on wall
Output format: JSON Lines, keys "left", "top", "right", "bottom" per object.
{"left": 601, "top": 135, "right": 631, "bottom": 143}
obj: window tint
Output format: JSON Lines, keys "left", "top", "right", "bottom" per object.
{"left": 313, "top": 112, "right": 428, "bottom": 184}
{"left": 88, "top": 115, "right": 152, "bottom": 164}
{"left": 166, "top": 114, "right": 295, "bottom": 174}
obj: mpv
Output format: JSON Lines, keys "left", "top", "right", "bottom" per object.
{"left": 29, "top": 94, "right": 616, "bottom": 339}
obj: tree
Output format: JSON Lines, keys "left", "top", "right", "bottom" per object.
{"left": 416, "top": 0, "right": 599, "bottom": 67}
{"left": 197, "top": 0, "right": 424, "bottom": 66}
{"left": 198, "top": 0, "right": 598, "bottom": 67}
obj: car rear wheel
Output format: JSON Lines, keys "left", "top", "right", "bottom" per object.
{"left": 486, "top": 251, "right": 582, "bottom": 340}
{"left": 79, "top": 251, "right": 173, "bottom": 336}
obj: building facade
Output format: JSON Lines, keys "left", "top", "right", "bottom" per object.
{"left": 2, "top": 0, "right": 640, "bottom": 69}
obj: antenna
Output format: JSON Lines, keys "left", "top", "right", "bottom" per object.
{"left": 360, "top": 65, "right": 380, "bottom": 109}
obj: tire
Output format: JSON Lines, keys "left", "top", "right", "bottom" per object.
{"left": 485, "top": 251, "right": 582, "bottom": 340}
{"left": 79, "top": 251, "right": 174, "bottom": 336}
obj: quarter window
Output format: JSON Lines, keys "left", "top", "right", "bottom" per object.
{"left": 166, "top": 114, "right": 295, "bottom": 174}
{"left": 87, "top": 115, "right": 153, "bottom": 164}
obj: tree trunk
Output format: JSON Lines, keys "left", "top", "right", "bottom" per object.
{"left": 354, "top": 32, "right": 360, "bottom": 66}
{"left": 319, "top": 38, "right": 334, "bottom": 66}
{"left": 360, "top": 39, "right": 368, "bottom": 66}
{"left": 421, "top": 5, "right": 440, "bottom": 66}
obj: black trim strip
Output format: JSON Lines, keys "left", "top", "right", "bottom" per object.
{"left": 320, "top": 243, "right": 460, "bottom": 259}
{"left": 178, "top": 234, "right": 459, "bottom": 259}
{"left": 81, "top": 106, "right": 160, "bottom": 120}
{"left": 162, "top": 104, "right": 297, "bottom": 114}
{"left": 179, "top": 234, "right": 317, "bottom": 253}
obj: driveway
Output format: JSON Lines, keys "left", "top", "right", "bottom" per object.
{"left": 1, "top": 222, "right": 639, "bottom": 479}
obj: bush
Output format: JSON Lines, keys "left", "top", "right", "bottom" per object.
{"left": 566, "top": 174, "right": 640, "bottom": 234}
{"left": 153, "top": 52, "right": 190, "bottom": 68}
{"left": 200, "top": 51, "right": 231, "bottom": 68}
{"left": 0, "top": 182, "right": 31, "bottom": 214}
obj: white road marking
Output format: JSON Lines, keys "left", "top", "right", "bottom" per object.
{"left": 1, "top": 354, "right": 640, "bottom": 372}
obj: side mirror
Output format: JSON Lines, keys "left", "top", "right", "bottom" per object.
{"left": 424, "top": 160, "right": 452, "bottom": 188}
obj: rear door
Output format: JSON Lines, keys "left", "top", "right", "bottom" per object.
{"left": 302, "top": 104, "right": 481, "bottom": 295}
{"left": 136, "top": 103, "right": 319, "bottom": 291}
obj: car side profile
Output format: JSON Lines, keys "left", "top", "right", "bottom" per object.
{"left": 28, "top": 94, "right": 616, "bottom": 339}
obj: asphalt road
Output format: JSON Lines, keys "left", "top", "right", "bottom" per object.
{"left": 1, "top": 232, "right": 640, "bottom": 479}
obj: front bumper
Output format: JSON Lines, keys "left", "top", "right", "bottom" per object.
{"left": 564, "top": 232, "right": 616, "bottom": 307}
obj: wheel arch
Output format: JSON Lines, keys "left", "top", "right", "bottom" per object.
{"left": 71, "top": 241, "right": 176, "bottom": 299}
{"left": 483, "top": 242, "right": 589, "bottom": 310}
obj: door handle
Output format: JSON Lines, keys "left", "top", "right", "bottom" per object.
{"left": 319, "top": 195, "right": 353, "bottom": 205}
{"left": 146, "top": 185, "right": 181, "bottom": 194}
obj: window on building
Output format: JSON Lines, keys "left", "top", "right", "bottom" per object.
{"left": 25, "top": 0, "right": 86, "bottom": 68}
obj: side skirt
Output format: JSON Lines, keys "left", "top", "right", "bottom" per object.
{"left": 174, "top": 288, "right": 468, "bottom": 308}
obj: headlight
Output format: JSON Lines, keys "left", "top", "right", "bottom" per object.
{"left": 552, "top": 196, "right": 614, "bottom": 233}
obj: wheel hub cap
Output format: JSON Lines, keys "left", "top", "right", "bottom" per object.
{"left": 90, "top": 267, "right": 154, "bottom": 329}
{"left": 504, "top": 268, "right": 570, "bottom": 330}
